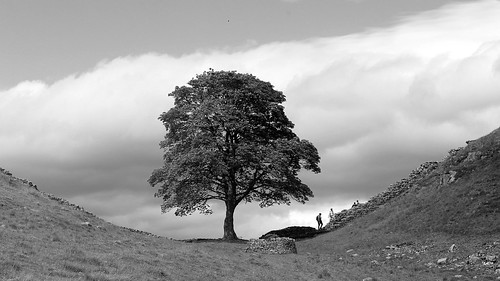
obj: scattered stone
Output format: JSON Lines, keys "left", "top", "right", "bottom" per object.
{"left": 81, "top": 222, "right": 92, "bottom": 227}
{"left": 346, "top": 249, "right": 354, "bottom": 253}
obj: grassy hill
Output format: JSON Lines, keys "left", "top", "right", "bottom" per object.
{"left": 299, "top": 126, "right": 500, "bottom": 278}
{"left": 1, "top": 127, "right": 499, "bottom": 280}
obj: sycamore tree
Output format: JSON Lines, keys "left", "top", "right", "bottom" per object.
{"left": 148, "top": 69, "right": 321, "bottom": 240}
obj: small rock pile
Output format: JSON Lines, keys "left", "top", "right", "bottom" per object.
{"left": 245, "top": 238, "right": 297, "bottom": 254}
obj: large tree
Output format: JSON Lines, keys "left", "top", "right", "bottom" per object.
{"left": 148, "top": 69, "right": 321, "bottom": 240}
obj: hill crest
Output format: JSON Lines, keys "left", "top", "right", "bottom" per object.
{"left": 319, "top": 125, "right": 500, "bottom": 235}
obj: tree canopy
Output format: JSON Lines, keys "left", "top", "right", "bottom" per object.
{"left": 148, "top": 69, "right": 321, "bottom": 239}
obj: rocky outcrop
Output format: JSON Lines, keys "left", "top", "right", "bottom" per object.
{"left": 259, "top": 226, "right": 322, "bottom": 240}
{"left": 245, "top": 238, "right": 297, "bottom": 254}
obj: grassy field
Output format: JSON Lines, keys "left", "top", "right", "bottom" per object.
{"left": 1, "top": 128, "right": 499, "bottom": 280}
{"left": 2, "top": 170, "right": 498, "bottom": 281}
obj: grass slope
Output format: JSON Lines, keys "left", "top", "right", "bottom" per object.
{"left": 1, "top": 127, "right": 499, "bottom": 280}
{"left": 298, "top": 126, "right": 500, "bottom": 279}
{"left": 1, "top": 168, "right": 438, "bottom": 281}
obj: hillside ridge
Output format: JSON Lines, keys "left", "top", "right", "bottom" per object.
{"left": 0, "top": 167, "right": 166, "bottom": 239}
{"left": 1, "top": 127, "right": 499, "bottom": 280}
{"left": 322, "top": 126, "right": 500, "bottom": 234}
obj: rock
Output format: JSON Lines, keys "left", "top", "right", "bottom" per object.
{"left": 437, "top": 258, "right": 448, "bottom": 265}
{"left": 259, "top": 226, "right": 319, "bottom": 240}
{"left": 468, "top": 255, "right": 482, "bottom": 264}
{"left": 450, "top": 244, "right": 457, "bottom": 252}
{"left": 486, "top": 255, "right": 498, "bottom": 262}
{"left": 362, "top": 278, "right": 376, "bottom": 281}
{"left": 261, "top": 233, "right": 279, "bottom": 240}
{"left": 245, "top": 238, "right": 297, "bottom": 254}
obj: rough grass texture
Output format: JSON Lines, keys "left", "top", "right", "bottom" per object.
{"left": 1, "top": 127, "right": 499, "bottom": 280}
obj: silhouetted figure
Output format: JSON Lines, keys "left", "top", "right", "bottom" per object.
{"left": 316, "top": 213, "right": 323, "bottom": 230}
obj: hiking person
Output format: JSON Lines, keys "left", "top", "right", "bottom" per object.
{"left": 329, "top": 208, "right": 335, "bottom": 222}
{"left": 316, "top": 213, "right": 323, "bottom": 230}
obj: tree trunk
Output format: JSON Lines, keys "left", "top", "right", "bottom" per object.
{"left": 223, "top": 201, "right": 238, "bottom": 240}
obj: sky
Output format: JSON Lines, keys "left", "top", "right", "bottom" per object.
{"left": 1, "top": 0, "right": 500, "bottom": 239}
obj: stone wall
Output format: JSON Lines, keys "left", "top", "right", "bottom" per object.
{"left": 325, "top": 128, "right": 500, "bottom": 233}
{"left": 325, "top": 161, "right": 439, "bottom": 231}
{"left": 245, "top": 238, "right": 297, "bottom": 254}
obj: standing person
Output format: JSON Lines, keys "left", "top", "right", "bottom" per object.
{"left": 329, "top": 208, "right": 335, "bottom": 222}
{"left": 316, "top": 213, "right": 323, "bottom": 230}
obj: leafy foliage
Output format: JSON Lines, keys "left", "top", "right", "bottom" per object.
{"left": 149, "top": 69, "right": 320, "bottom": 238}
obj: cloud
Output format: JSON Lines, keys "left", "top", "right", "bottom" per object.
{"left": 1, "top": 0, "right": 500, "bottom": 239}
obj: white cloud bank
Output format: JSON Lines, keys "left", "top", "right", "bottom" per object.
{"left": 1, "top": 0, "right": 500, "bottom": 239}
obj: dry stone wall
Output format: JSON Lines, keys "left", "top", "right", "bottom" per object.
{"left": 245, "top": 238, "right": 297, "bottom": 254}
{"left": 325, "top": 161, "right": 439, "bottom": 231}
{"left": 325, "top": 129, "right": 500, "bottom": 232}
